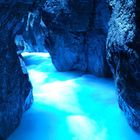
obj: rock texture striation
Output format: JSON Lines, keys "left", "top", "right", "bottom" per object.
{"left": 15, "top": 9, "right": 47, "bottom": 53}
{"left": 42, "top": 0, "right": 111, "bottom": 77}
{"left": 107, "top": 0, "right": 140, "bottom": 131}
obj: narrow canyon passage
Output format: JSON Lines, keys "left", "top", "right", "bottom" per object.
{"left": 8, "top": 53, "right": 139, "bottom": 140}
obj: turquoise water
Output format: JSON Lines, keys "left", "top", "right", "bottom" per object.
{"left": 8, "top": 53, "right": 140, "bottom": 140}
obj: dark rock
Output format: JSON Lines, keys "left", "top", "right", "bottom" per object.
{"left": 106, "top": 0, "right": 140, "bottom": 131}
{"left": 0, "top": 2, "right": 34, "bottom": 139}
{"left": 42, "top": 0, "right": 111, "bottom": 77}
{"left": 15, "top": 9, "right": 48, "bottom": 53}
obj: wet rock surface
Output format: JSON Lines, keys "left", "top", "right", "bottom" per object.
{"left": 106, "top": 0, "right": 140, "bottom": 132}
{"left": 0, "top": 2, "right": 33, "bottom": 139}
{"left": 42, "top": 0, "right": 111, "bottom": 77}
{"left": 15, "top": 9, "right": 47, "bottom": 53}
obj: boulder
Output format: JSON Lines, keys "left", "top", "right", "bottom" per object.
{"left": 42, "top": 0, "right": 111, "bottom": 77}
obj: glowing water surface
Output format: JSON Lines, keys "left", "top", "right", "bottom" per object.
{"left": 8, "top": 53, "right": 140, "bottom": 140}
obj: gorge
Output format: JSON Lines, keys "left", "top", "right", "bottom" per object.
{"left": 0, "top": 0, "right": 140, "bottom": 139}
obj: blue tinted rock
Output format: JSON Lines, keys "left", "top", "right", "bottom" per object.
{"left": 107, "top": 0, "right": 140, "bottom": 132}
{"left": 42, "top": 0, "right": 111, "bottom": 77}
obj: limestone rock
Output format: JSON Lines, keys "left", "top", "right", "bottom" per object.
{"left": 107, "top": 0, "right": 140, "bottom": 131}
{"left": 0, "top": 2, "right": 34, "bottom": 139}
{"left": 42, "top": 0, "right": 111, "bottom": 77}
{"left": 15, "top": 9, "right": 47, "bottom": 53}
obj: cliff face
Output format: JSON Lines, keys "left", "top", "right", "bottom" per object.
{"left": 42, "top": 0, "right": 111, "bottom": 77}
{"left": 0, "top": 2, "right": 33, "bottom": 139}
{"left": 107, "top": 0, "right": 140, "bottom": 131}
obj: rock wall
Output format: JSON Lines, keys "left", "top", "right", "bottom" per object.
{"left": 42, "top": 0, "right": 111, "bottom": 77}
{"left": 0, "top": 2, "right": 34, "bottom": 139}
{"left": 15, "top": 9, "right": 48, "bottom": 53}
{"left": 106, "top": 0, "right": 140, "bottom": 131}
